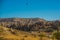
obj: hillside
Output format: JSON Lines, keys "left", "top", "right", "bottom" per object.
{"left": 0, "top": 18, "right": 60, "bottom": 40}
{"left": 0, "top": 26, "right": 53, "bottom": 40}
{"left": 0, "top": 18, "right": 60, "bottom": 32}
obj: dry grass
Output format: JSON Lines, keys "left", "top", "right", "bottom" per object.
{"left": 0, "top": 26, "right": 55, "bottom": 40}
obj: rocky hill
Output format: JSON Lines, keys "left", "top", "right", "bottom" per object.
{"left": 0, "top": 18, "right": 60, "bottom": 32}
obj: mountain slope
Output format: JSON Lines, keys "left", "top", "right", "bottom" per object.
{"left": 0, "top": 18, "right": 60, "bottom": 32}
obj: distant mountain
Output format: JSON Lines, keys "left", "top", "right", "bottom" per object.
{"left": 0, "top": 18, "right": 46, "bottom": 22}
{"left": 0, "top": 18, "right": 60, "bottom": 32}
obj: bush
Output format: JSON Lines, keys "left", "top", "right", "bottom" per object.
{"left": 24, "top": 35, "right": 27, "bottom": 37}
{"left": 53, "top": 32, "right": 60, "bottom": 40}
{"left": 38, "top": 33, "right": 45, "bottom": 40}
{"left": 0, "top": 37, "right": 7, "bottom": 40}
{"left": 21, "top": 38, "right": 24, "bottom": 40}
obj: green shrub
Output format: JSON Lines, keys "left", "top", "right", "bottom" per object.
{"left": 53, "top": 32, "right": 60, "bottom": 40}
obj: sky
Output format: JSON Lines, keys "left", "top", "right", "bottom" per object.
{"left": 0, "top": 0, "right": 60, "bottom": 20}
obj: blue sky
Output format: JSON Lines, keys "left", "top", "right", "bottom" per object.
{"left": 0, "top": 0, "right": 60, "bottom": 20}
